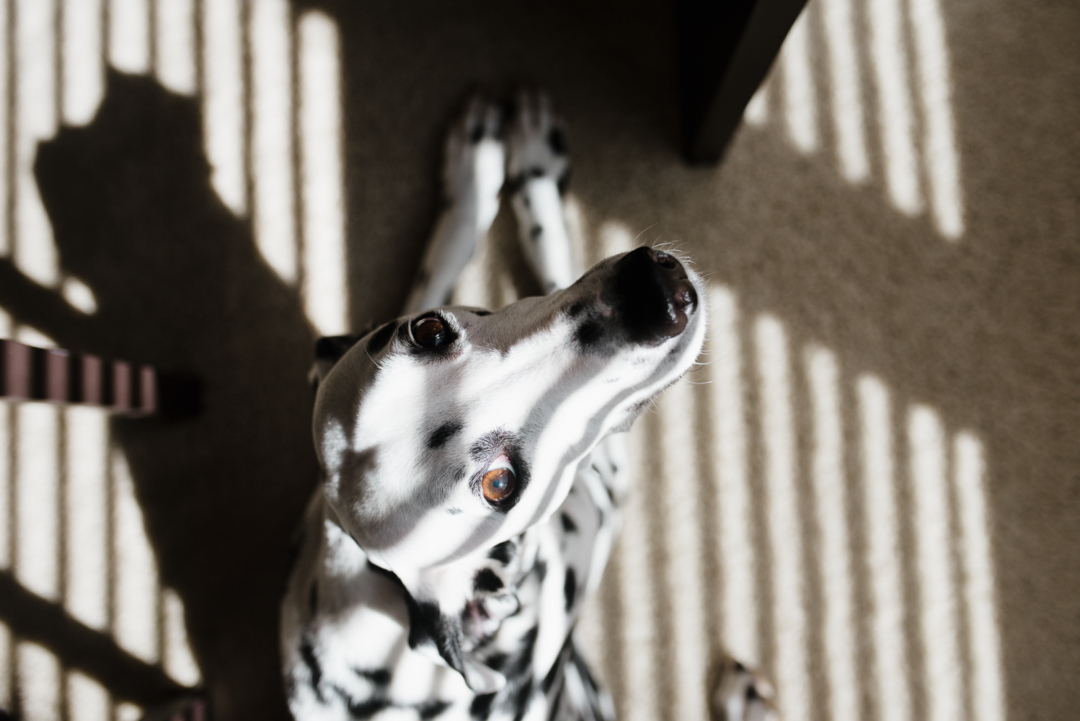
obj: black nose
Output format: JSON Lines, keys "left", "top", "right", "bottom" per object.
{"left": 610, "top": 247, "right": 697, "bottom": 343}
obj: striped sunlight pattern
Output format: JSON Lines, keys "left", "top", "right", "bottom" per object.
{"left": 0, "top": 0, "right": 344, "bottom": 717}
{"left": 0, "top": 1, "right": 998, "bottom": 719}
{"left": 752, "top": 0, "right": 964, "bottom": 239}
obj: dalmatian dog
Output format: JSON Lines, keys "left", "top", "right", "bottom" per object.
{"left": 280, "top": 93, "right": 775, "bottom": 721}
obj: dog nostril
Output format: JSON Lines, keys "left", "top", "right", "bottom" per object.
{"left": 672, "top": 282, "right": 696, "bottom": 310}
{"left": 653, "top": 250, "right": 678, "bottom": 270}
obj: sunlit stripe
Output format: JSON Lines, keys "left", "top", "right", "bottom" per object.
{"left": 562, "top": 194, "right": 589, "bottom": 273}
{"left": 112, "top": 449, "right": 160, "bottom": 663}
{"left": 201, "top": 0, "right": 247, "bottom": 214}
{"left": 15, "top": 0, "right": 60, "bottom": 286}
{"left": 14, "top": 326, "right": 56, "bottom": 348}
{"left": 154, "top": 0, "right": 196, "bottom": 95}
{"left": 616, "top": 425, "right": 659, "bottom": 721}
{"left": 15, "top": 404, "right": 61, "bottom": 600}
{"left": 857, "top": 374, "right": 910, "bottom": 721}
{"left": 61, "top": 276, "right": 99, "bottom": 314}
{"left": 250, "top": 0, "right": 297, "bottom": 282}
{"left": 781, "top": 9, "right": 818, "bottom": 153}
{"left": 820, "top": 0, "right": 869, "bottom": 182}
{"left": 573, "top": 592, "right": 606, "bottom": 679}
{"left": 115, "top": 702, "right": 144, "bottom": 721}
{"left": 16, "top": 642, "right": 61, "bottom": 721}
{"left": 868, "top": 0, "right": 922, "bottom": 214}
{"left": 908, "top": 0, "right": 964, "bottom": 239}
{"left": 908, "top": 406, "right": 963, "bottom": 721}
{"left": 953, "top": 432, "right": 1005, "bottom": 721}
{"left": 598, "top": 221, "right": 634, "bottom": 259}
{"left": 163, "top": 587, "right": 202, "bottom": 685}
{"left": 743, "top": 84, "right": 769, "bottom": 127}
{"left": 62, "top": 0, "right": 104, "bottom": 126}
{"left": 658, "top": 379, "right": 710, "bottom": 721}
{"left": 108, "top": 0, "right": 150, "bottom": 74}
{"left": 449, "top": 239, "right": 491, "bottom": 310}
{"left": 486, "top": 240, "right": 518, "bottom": 310}
{"left": 707, "top": 285, "right": 758, "bottom": 664}
{"left": 67, "top": 670, "right": 110, "bottom": 721}
{"left": 298, "top": 10, "right": 348, "bottom": 335}
{"left": 753, "top": 314, "right": 810, "bottom": 721}
{"left": 805, "top": 345, "right": 859, "bottom": 721}
{"left": 0, "top": 2, "right": 8, "bottom": 256}
{"left": 64, "top": 407, "right": 109, "bottom": 630}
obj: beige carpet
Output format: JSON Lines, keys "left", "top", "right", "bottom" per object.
{"left": 0, "top": 0, "right": 1076, "bottom": 720}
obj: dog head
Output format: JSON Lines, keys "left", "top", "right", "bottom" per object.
{"left": 311, "top": 247, "right": 706, "bottom": 690}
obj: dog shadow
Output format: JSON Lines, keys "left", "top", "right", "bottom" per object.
{"left": 0, "top": 71, "right": 318, "bottom": 719}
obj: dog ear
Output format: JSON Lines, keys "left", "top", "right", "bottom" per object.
{"left": 309, "top": 332, "right": 367, "bottom": 390}
{"left": 385, "top": 553, "right": 526, "bottom": 694}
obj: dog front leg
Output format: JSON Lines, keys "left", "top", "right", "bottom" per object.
{"left": 507, "top": 91, "right": 578, "bottom": 294}
{"left": 403, "top": 97, "right": 505, "bottom": 314}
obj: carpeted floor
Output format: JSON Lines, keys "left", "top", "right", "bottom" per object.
{"left": 0, "top": 0, "right": 1077, "bottom": 720}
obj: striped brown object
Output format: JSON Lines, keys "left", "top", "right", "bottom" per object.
{"left": 0, "top": 339, "right": 199, "bottom": 417}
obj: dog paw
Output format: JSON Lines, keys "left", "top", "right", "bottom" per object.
{"left": 443, "top": 95, "right": 505, "bottom": 227}
{"left": 711, "top": 654, "right": 779, "bottom": 721}
{"left": 507, "top": 90, "right": 570, "bottom": 194}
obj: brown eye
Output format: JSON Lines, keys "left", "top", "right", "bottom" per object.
{"left": 412, "top": 316, "right": 450, "bottom": 348}
{"left": 481, "top": 467, "right": 516, "bottom": 504}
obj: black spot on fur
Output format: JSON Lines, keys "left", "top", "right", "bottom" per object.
{"left": 489, "top": 541, "right": 515, "bottom": 564}
{"left": 472, "top": 309, "right": 492, "bottom": 316}
{"left": 575, "top": 319, "right": 604, "bottom": 348}
{"left": 567, "top": 300, "right": 587, "bottom": 318}
{"left": 300, "top": 636, "right": 324, "bottom": 701}
{"left": 747, "top": 684, "right": 761, "bottom": 701}
{"left": 534, "top": 560, "right": 547, "bottom": 584}
{"left": 529, "top": 166, "right": 545, "bottom": 178}
{"left": 511, "top": 676, "right": 535, "bottom": 721}
{"left": 564, "top": 568, "right": 577, "bottom": 611}
{"left": 486, "top": 652, "right": 509, "bottom": 673}
{"left": 342, "top": 694, "right": 390, "bottom": 718}
{"left": 428, "top": 420, "right": 463, "bottom": 449}
{"left": 504, "top": 174, "right": 524, "bottom": 195}
{"left": 734, "top": 660, "right": 747, "bottom": 672}
{"left": 308, "top": 581, "right": 318, "bottom": 615}
{"left": 560, "top": 512, "right": 577, "bottom": 533}
{"left": 548, "top": 127, "right": 568, "bottom": 155}
{"left": 420, "top": 701, "right": 452, "bottom": 719}
{"left": 354, "top": 667, "right": 392, "bottom": 686}
{"left": 530, "top": 224, "right": 543, "bottom": 240}
{"left": 366, "top": 321, "right": 397, "bottom": 355}
{"left": 471, "top": 693, "right": 496, "bottom": 719}
{"left": 546, "top": 683, "right": 565, "bottom": 721}
{"left": 402, "top": 595, "right": 470, "bottom": 683}
{"left": 474, "top": 568, "right": 504, "bottom": 593}
{"left": 557, "top": 171, "right": 570, "bottom": 196}
{"left": 542, "top": 639, "right": 572, "bottom": 692}
{"left": 469, "top": 123, "right": 485, "bottom": 144}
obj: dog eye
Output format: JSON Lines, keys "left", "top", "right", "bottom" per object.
{"left": 412, "top": 316, "right": 451, "bottom": 348}
{"left": 481, "top": 456, "right": 516, "bottom": 505}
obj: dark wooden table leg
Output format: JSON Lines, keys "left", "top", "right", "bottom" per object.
{"left": 677, "top": 0, "right": 810, "bottom": 164}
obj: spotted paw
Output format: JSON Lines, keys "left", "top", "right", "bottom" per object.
{"left": 711, "top": 654, "right": 779, "bottom": 721}
{"left": 443, "top": 95, "right": 506, "bottom": 228}
{"left": 507, "top": 90, "right": 570, "bottom": 194}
